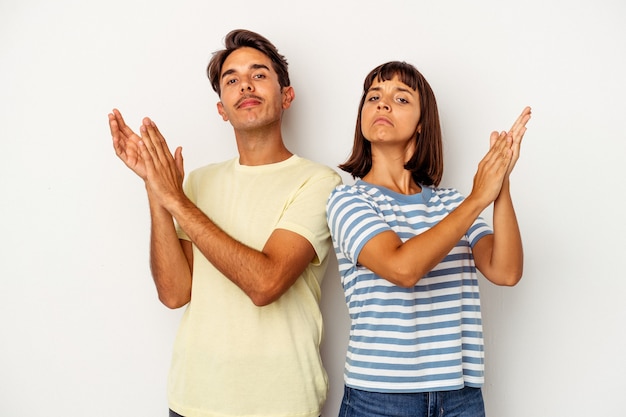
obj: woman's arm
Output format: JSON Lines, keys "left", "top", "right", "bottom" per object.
{"left": 358, "top": 131, "right": 514, "bottom": 287}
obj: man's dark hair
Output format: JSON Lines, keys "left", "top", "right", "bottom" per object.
{"left": 207, "top": 29, "right": 290, "bottom": 97}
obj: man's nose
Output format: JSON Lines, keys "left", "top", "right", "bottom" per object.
{"left": 240, "top": 79, "right": 254, "bottom": 92}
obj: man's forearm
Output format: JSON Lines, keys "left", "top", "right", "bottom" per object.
{"left": 169, "top": 196, "right": 313, "bottom": 306}
{"left": 148, "top": 196, "right": 193, "bottom": 308}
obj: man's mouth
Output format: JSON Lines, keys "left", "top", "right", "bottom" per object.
{"left": 237, "top": 95, "right": 263, "bottom": 109}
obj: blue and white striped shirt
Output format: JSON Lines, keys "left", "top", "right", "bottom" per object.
{"left": 326, "top": 180, "right": 493, "bottom": 393}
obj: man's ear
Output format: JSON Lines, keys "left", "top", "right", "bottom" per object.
{"left": 217, "top": 101, "right": 229, "bottom": 121}
{"left": 282, "top": 86, "right": 295, "bottom": 110}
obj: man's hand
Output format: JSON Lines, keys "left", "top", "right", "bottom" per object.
{"left": 109, "top": 108, "right": 147, "bottom": 179}
{"left": 138, "top": 117, "right": 185, "bottom": 210}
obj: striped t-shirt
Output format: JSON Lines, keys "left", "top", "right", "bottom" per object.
{"left": 326, "top": 180, "right": 493, "bottom": 393}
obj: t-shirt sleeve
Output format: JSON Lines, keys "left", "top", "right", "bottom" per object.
{"left": 326, "top": 186, "right": 391, "bottom": 266}
{"left": 275, "top": 170, "right": 342, "bottom": 265}
{"left": 467, "top": 217, "right": 493, "bottom": 247}
{"left": 443, "top": 188, "right": 493, "bottom": 248}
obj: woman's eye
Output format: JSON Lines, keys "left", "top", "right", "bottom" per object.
{"left": 367, "top": 95, "right": 379, "bottom": 101}
{"left": 398, "top": 97, "right": 408, "bottom": 103}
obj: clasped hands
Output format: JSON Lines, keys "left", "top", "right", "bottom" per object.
{"left": 109, "top": 109, "right": 185, "bottom": 210}
{"left": 471, "top": 106, "right": 532, "bottom": 206}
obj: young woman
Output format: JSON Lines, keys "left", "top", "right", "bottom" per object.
{"left": 326, "top": 61, "right": 531, "bottom": 417}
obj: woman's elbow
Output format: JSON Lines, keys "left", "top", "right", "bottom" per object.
{"left": 491, "top": 267, "right": 523, "bottom": 287}
{"left": 506, "top": 270, "right": 524, "bottom": 286}
{"left": 384, "top": 265, "right": 424, "bottom": 288}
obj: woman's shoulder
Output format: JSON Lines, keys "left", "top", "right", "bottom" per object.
{"left": 429, "top": 185, "right": 464, "bottom": 197}
{"left": 330, "top": 180, "right": 375, "bottom": 198}
{"left": 427, "top": 185, "right": 466, "bottom": 206}
{"left": 328, "top": 181, "right": 373, "bottom": 206}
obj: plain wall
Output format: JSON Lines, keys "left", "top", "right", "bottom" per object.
{"left": 1, "top": 0, "right": 625, "bottom": 415}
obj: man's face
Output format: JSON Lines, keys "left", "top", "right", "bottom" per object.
{"left": 216, "top": 47, "right": 293, "bottom": 132}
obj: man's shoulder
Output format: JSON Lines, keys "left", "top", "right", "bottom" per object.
{"left": 188, "top": 158, "right": 237, "bottom": 176}
{"left": 290, "top": 156, "right": 340, "bottom": 179}
{"left": 292, "top": 155, "right": 334, "bottom": 170}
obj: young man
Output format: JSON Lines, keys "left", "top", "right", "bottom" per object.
{"left": 109, "top": 29, "right": 341, "bottom": 417}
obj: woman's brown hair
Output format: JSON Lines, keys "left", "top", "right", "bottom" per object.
{"left": 339, "top": 61, "right": 443, "bottom": 186}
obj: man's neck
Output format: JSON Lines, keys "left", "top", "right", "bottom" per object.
{"left": 234, "top": 126, "right": 293, "bottom": 166}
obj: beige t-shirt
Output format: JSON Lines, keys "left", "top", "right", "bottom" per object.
{"left": 169, "top": 155, "right": 341, "bottom": 417}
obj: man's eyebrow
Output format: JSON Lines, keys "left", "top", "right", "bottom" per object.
{"left": 221, "top": 63, "right": 271, "bottom": 80}
{"left": 250, "top": 63, "right": 270, "bottom": 71}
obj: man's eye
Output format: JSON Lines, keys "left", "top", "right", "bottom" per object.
{"left": 253, "top": 74, "right": 266, "bottom": 79}
{"left": 226, "top": 79, "right": 237, "bottom": 85}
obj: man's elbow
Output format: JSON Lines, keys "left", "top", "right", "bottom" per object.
{"left": 158, "top": 292, "right": 190, "bottom": 309}
{"left": 247, "top": 277, "right": 291, "bottom": 307}
{"left": 249, "top": 294, "right": 275, "bottom": 307}
{"left": 249, "top": 287, "right": 283, "bottom": 307}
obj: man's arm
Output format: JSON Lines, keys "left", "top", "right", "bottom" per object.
{"left": 148, "top": 196, "right": 194, "bottom": 308}
{"left": 173, "top": 199, "right": 315, "bottom": 306}
{"left": 109, "top": 109, "right": 193, "bottom": 308}
{"left": 137, "top": 116, "right": 317, "bottom": 306}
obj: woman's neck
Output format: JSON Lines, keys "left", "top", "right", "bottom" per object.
{"left": 362, "top": 166, "right": 421, "bottom": 195}
{"left": 363, "top": 145, "right": 421, "bottom": 195}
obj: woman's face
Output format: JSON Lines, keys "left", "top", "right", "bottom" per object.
{"left": 360, "top": 75, "right": 422, "bottom": 147}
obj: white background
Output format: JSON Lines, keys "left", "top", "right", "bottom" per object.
{"left": 1, "top": 0, "right": 625, "bottom": 416}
